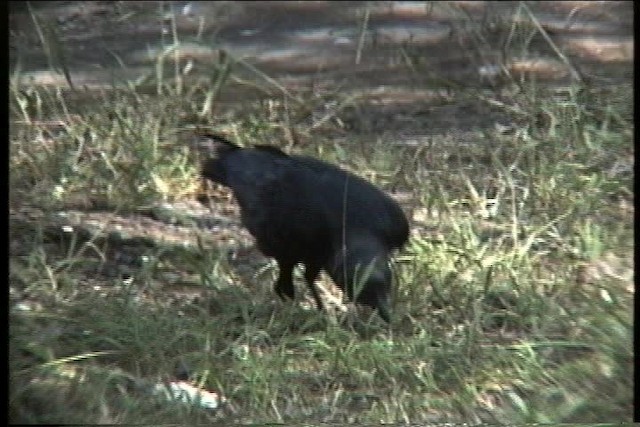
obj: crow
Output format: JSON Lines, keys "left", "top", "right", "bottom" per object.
{"left": 197, "top": 133, "right": 409, "bottom": 322}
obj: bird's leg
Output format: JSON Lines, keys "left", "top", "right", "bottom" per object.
{"left": 274, "top": 261, "right": 295, "bottom": 300}
{"left": 304, "top": 264, "right": 324, "bottom": 311}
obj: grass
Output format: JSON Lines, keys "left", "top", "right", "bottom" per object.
{"left": 9, "top": 3, "right": 633, "bottom": 424}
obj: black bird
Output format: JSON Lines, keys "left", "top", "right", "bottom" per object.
{"left": 197, "top": 134, "right": 409, "bottom": 322}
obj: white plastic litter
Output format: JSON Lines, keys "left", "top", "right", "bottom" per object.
{"left": 153, "top": 381, "right": 224, "bottom": 410}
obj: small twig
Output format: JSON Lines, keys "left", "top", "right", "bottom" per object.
{"left": 355, "top": 4, "right": 371, "bottom": 65}
{"left": 232, "top": 54, "right": 305, "bottom": 105}
{"left": 520, "top": 2, "right": 583, "bottom": 82}
{"left": 309, "top": 94, "right": 361, "bottom": 131}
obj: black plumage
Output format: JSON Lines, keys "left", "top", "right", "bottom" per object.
{"left": 198, "top": 134, "right": 409, "bottom": 322}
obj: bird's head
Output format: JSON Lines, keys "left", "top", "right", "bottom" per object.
{"left": 328, "top": 235, "right": 394, "bottom": 323}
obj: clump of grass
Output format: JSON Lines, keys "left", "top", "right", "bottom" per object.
{"left": 10, "top": 86, "right": 202, "bottom": 211}
{"left": 396, "top": 75, "right": 632, "bottom": 421}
